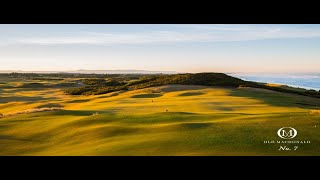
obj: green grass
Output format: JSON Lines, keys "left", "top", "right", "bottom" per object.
{"left": 0, "top": 76, "right": 320, "bottom": 155}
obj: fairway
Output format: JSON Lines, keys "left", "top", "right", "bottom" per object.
{"left": 0, "top": 79, "right": 319, "bottom": 155}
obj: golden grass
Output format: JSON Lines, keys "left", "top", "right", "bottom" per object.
{"left": 0, "top": 84, "right": 319, "bottom": 155}
{"left": 310, "top": 110, "right": 320, "bottom": 115}
{"left": 266, "top": 83, "right": 283, "bottom": 87}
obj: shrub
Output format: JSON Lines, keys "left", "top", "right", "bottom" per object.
{"left": 19, "top": 83, "right": 46, "bottom": 88}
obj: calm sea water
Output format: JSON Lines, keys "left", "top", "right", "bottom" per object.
{"left": 229, "top": 73, "right": 320, "bottom": 91}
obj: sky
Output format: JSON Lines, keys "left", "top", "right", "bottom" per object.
{"left": 0, "top": 24, "right": 320, "bottom": 73}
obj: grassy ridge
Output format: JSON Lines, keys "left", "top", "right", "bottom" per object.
{"left": 62, "top": 73, "right": 320, "bottom": 98}
{"left": 65, "top": 73, "right": 247, "bottom": 95}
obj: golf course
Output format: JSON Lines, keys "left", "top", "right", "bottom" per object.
{"left": 0, "top": 73, "right": 319, "bottom": 155}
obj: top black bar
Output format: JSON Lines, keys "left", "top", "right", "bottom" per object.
{"left": 0, "top": 2, "right": 319, "bottom": 24}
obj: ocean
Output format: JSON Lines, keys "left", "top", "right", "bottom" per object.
{"left": 229, "top": 73, "right": 320, "bottom": 91}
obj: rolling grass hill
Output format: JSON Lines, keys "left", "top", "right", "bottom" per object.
{"left": 0, "top": 73, "right": 319, "bottom": 155}
{"left": 0, "top": 86, "right": 319, "bottom": 155}
{"left": 63, "top": 72, "right": 320, "bottom": 99}
{"left": 64, "top": 73, "right": 247, "bottom": 95}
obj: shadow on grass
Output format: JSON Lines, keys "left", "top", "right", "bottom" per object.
{"left": 0, "top": 96, "right": 57, "bottom": 103}
{"left": 131, "top": 93, "right": 163, "bottom": 98}
{"left": 36, "top": 103, "right": 64, "bottom": 108}
{"left": 49, "top": 110, "right": 111, "bottom": 116}
{"left": 179, "top": 122, "right": 212, "bottom": 129}
{"left": 66, "top": 99, "right": 91, "bottom": 103}
{"left": 0, "top": 135, "right": 45, "bottom": 142}
{"left": 214, "top": 106, "right": 234, "bottom": 111}
{"left": 2, "top": 88, "right": 49, "bottom": 93}
{"left": 158, "top": 85, "right": 209, "bottom": 92}
{"left": 98, "top": 92, "right": 121, "bottom": 98}
{"left": 178, "top": 92, "right": 206, "bottom": 96}
{"left": 229, "top": 88, "right": 320, "bottom": 110}
{"left": 0, "top": 85, "right": 14, "bottom": 89}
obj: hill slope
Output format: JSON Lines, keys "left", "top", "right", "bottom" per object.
{"left": 0, "top": 85, "right": 319, "bottom": 155}
{"left": 64, "top": 73, "right": 320, "bottom": 98}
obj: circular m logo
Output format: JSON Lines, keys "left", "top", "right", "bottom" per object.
{"left": 277, "top": 127, "right": 297, "bottom": 139}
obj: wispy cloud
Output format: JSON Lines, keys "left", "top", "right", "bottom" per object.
{"left": 11, "top": 25, "right": 320, "bottom": 45}
{"left": 15, "top": 31, "right": 211, "bottom": 45}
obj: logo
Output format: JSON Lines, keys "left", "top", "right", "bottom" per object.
{"left": 277, "top": 127, "right": 297, "bottom": 139}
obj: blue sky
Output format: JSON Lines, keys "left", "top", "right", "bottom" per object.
{"left": 0, "top": 24, "right": 320, "bottom": 73}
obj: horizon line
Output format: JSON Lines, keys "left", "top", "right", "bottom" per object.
{"left": 0, "top": 69, "right": 319, "bottom": 74}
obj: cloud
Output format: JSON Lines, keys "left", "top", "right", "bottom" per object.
{"left": 16, "top": 37, "right": 100, "bottom": 45}
{"left": 11, "top": 25, "right": 320, "bottom": 45}
{"left": 15, "top": 31, "right": 212, "bottom": 45}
